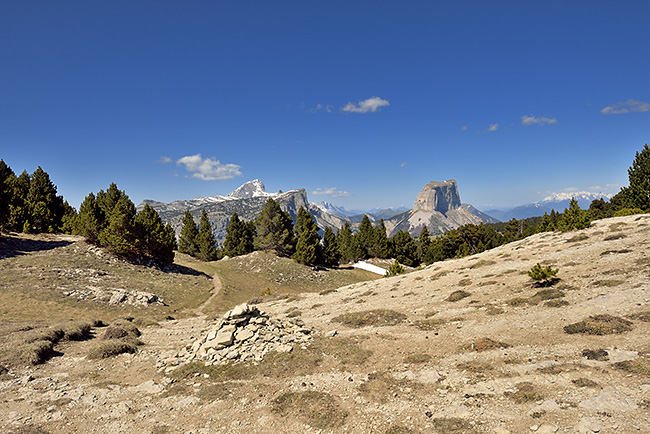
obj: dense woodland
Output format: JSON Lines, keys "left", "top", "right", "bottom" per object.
{"left": 1, "top": 143, "right": 648, "bottom": 270}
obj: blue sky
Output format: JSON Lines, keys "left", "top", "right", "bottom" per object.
{"left": 1, "top": 1, "right": 648, "bottom": 211}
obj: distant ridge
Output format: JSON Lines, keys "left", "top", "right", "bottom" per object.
{"left": 484, "top": 191, "right": 613, "bottom": 221}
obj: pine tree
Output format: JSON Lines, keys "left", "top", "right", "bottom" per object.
{"left": 369, "top": 219, "right": 390, "bottom": 258}
{"left": 254, "top": 198, "right": 295, "bottom": 257}
{"left": 337, "top": 221, "right": 355, "bottom": 263}
{"left": 623, "top": 143, "right": 650, "bottom": 211}
{"left": 322, "top": 226, "right": 340, "bottom": 266}
{"left": 75, "top": 192, "right": 103, "bottom": 243}
{"left": 223, "top": 212, "right": 254, "bottom": 257}
{"left": 178, "top": 210, "right": 199, "bottom": 256}
{"left": 389, "top": 230, "right": 419, "bottom": 267}
{"left": 96, "top": 183, "right": 127, "bottom": 222}
{"left": 26, "top": 166, "right": 64, "bottom": 233}
{"left": 135, "top": 204, "right": 176, "bottom": 267}
{"left": 354, "top": 215, "right": 374, "bottom": 259}
{"left": 196, "top": 209, "right": 218, "bottom": 261}
{"left": 10, "top": 170, "right": 30, "bottom": 232}
{"left": 417, "top": 225, "right": 431, "bottom": 262}
{"left": 98, "top": 195, "right": 137, "bottom": 258}
{"left": 0, "top": 160, "right": 14, "bottom": 231}
{"left": 292, "top": 207, "right": 322, "bottom": 266}
{"left": 558, "top": 198, "right": 591, "bottom": 231}
{"left": 60, "top": 201, "right": 77, "bottom": 234}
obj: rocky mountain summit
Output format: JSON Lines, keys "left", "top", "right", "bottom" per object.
{"left": 384, "top": 179, "right": 498, "bottom": 236}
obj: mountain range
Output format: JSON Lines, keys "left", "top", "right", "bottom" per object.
{"left": 483, "top": 191, "right": 614, "bottom": 221}
{"left": 139, "top": 179, "right": 495, "bottom": 244}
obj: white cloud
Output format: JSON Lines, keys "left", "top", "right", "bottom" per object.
{"left": 342, "top": 96, "right": 390, "bottom": 113}
{"left": 400, "top": 162, "right": 407, "bottom": 167}
{"left": 158, "top": 156, "right": 172, "bottom": 164}
{"left": 563, "top": 186, "right": 578, "bottom": 192}
{"left": 176, "top": 154, "right": 242, "bottom": 181}
{"left": 601, "top": 99, "right": 650, "bottom": 115}
{"left": 521, "top": 115, "right": 558, "bottom": 126}
{"left": 307, "top": 103, "right": 333, "bottom": 113}
{"left": 312, "top": 187, "right": 351, "bottom": 198}
{"left": 487, "top": 123, "right": 499, "bottom": 132}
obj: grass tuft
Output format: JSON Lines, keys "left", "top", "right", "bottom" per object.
{"left": 332, "top": 309, "right": 406, "bottom": 328}
{"left": 613, "top": 358, "right": 650, "bottom": 376}
{"left": 464, "top": 337, "right": 510, "bottom": 352}
{"left": 505, "top": 382, "right": 543, "bottom": 403}
{"left": 404, "top": 353, "right": 431, "bottom": 364}
{"left": 271, "top": 391, "right": 347, "bottom": 429}
{"left": 446, "top": 290, "right": 471, "bottom": 302}
{"left": 431, "top": 418, "right": 475, "bottom": 434}
{"left": 87, "top": 340, "right": 137, "bottom": 359}
{"left": 564, "top": 315, "right": 633, "bottom": 335}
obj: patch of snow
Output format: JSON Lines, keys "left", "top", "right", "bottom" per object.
{"left": 352, "top": 261, "right": 387, "bottom": 276}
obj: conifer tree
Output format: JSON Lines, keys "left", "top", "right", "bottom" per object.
{"left": 337, "top": 221, "right": 355, "bottom": 263}
{"left": 254, "top": 198, "right": 295, "bottom": 257}
{"left": 75, "top": 192, "right": 103, "bottom": 243}
{"left": 0, "top": 160, "right": 14, "bottom": 231}
{"left": 322, "top": 226, "right": 340, "bottom": 267}
{"left": 10, "top": 171, "right": 30, "bottom": 232}
{"left": 417, "top": 225, "right": 432, "bottom": 262}
{"left": 354, "top": 215, "right": 374, "bottom": 259}
{"left": 558, "top": 198, "right": 591, "bottom": 231}
{"left": 292, "top": 207, "right": 322, "bottom": 266}
{"left": 98, "top": 194, "right": 138, "bottom": 257}
{"left": 223, "top": 212, "right": 255, "bottom": 257}
{"left": 135, "top": 204, "right": 176, "bottom": 267}
{"left": 622, "top": 143, "right": 650, "bottom": 211}
{"left": 196, "top": 209, "right": 218, "bottom": 261}
{"left": 178, "top": 210, "right": 199, "bottom": 256}
{"left": 26, "top": 166, "right": 64, "bottom": 233}
{"left": 96, "top": 183, "right": 127, "bottom": 221}
{"left": 389, "top": 230, "right": 419, "bottom": 267}
{"left": 369, "top": 218, "right": 390, "bottom": 258}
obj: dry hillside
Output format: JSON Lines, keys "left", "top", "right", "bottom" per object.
{"left": 1, "top": 214, "right": 650, "bottom": 434}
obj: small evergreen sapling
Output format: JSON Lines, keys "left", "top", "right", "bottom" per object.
{"left": 385, "top": 259, "right": 405, "bottom": 277}
{"left": 528, "top": 263, "right": 559, "bottom": 285}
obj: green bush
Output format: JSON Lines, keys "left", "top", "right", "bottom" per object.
{"left": 385, "top": 259, "right": 405, "bottom": 277}
{"left": 528, "top": 263, "right": 558, "bottom": 284}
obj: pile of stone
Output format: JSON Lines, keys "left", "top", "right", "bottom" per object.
{"left": 179, "top": 303, "right": 312, "bottom": 365}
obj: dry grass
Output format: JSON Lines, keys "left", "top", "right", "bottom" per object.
{"left": 404, "top": 353, "right": 432, "bottom": 364}
{"left": 431, "top": 418, "right": 476, "bottom": 434}
{"left": 464, "top": 337, "right": 510, "bottom": 352}
{"left": 414, "top": 318, "right": 446, "bottom": 331}
{"left": 271, "top": 391, "right": 347, "bottom": 429}
{"left": 505, "top": 382, "right": 543, "bottom": 403}
{"left": 358, "top": 371, "right": 419, "bottom": 403}
{"left": 87, "top": 340, "right": 138, "bottom": 359}
{"left": 627, "top": 311, "right": 650, "bottom": 322}
{"left": 384, "top": 425, "right": 420, "bottom": 434}
{"left": 613, "top": 357, "right": 650, "bottom": 376}
{"left": 572, "top": 377, "right": 601, "bottom": 388}
{"left": 447, "top": 290, "right": 471, "bottom": 302}
{"left": 582, "top": 348, "right": 609, "bottom": 361}
{"left": 564, "top": 315, "right": 633, "bottom": 335}
{"left": 332, "top": 309, "right": 407, "bottom": 328}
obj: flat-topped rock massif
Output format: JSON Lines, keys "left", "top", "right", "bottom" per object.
{"left": 413, "top": 179, "right": 462, "bottom": 213}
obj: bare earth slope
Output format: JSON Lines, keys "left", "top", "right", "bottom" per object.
{"left": 1, "top": 214, "right": 650, "bottom": 434}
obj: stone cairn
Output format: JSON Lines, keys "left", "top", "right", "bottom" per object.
{"left": 179, "top": 303, "right": 313, "bottom": 366}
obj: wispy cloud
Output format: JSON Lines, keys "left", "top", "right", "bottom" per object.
{"left": 399, "top": 162, "right": 407, "bottom": 167}
{"left": 307, "top": 103, "right": 333, "bottom": 113}
{"left": 521, "top": 115, "right": 558, "bottom": 126}
{"left": 601, "top": 99, "right": 650, "bottom": 115}
{"left": 487, "top": 123, "right": 499, "bottom": 132}
{"left": 563, "top": 186, "right": 578, "bottom": 192}
{"left": 312, "top": 187, "right": 351, "bottom": 198}
{"left": 176, "top": 153, "right": 242, "bottom": 181}
{"left": 158, "top": 156, "right": 172, "bottom": 164}
{"left": 342, "top": 96, "right": 390, "bottom": 113}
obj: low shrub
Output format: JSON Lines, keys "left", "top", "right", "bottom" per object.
{"left": 564, "top": 315, "right": 633, "bottom": 335}
{"left": 332, "top": 309, "right": 406, "bottom": 328}
{"left": 87, "top": 340, "right": 138, "bottom": 359}
{"left": 447, "top": 290, "right": 471, "bottom": 302}
{"left": 271, "top": 391, "right": 347, "bottom": 429}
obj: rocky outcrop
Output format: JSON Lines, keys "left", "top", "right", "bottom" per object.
{"left": 167, "top": 303, "right": 313, "bottom": 367}
{"left": 63, "top": 287, "right": 164, "bottom": 306}
{"left": 413, "top": 179, "right": 461, "bottom": 213}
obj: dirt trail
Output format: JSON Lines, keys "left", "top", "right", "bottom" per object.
{"left": 194, "top": 269, "right": 223, "bottom": 316}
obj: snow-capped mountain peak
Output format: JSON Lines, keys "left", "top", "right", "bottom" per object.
{"left": 227, "top": 179, "right": 273, "bottom": 199}
{"left": 540, "top": 191, "right": 613, "bottom": 203}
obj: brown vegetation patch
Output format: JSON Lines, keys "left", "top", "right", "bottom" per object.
{"left": 627, "top": 311, "right": 650, "bottom": 322}
{"left": 582, "top": 348, "right": 609, "bottom": 361}
{"left": 464, "top": 338, "right": 510, "bottom": 352}
{"left": 415, "top": 318, "right": 446, "bottom": 331}
{"left": 87, "top": 340, "right": 138, "bottom": 359}
{"left": 384, "top": 425, "right": 420, "bottom": 434}
{"left": 447, "top": 290, "right": 471, "bottom": 302}
{"left": 604, "top": 233, "right": 627, "bottom": 241}
{"left": 592, "top": 279, "right": 625, "bottom": 288}
{"left": 564, "top": 315, "right": 633, "bottom": 335}
{"left": 101, "top": 322, "right": 141, "bottom": 340}
{"left": 505, "top": 382, "right": 543, "bottom": 403}
{"left": 431, "top": 417, "right": 475, "bottom": 434}
{"left": 457, "top": 279, "right": 472, "bottom": 287}
{"left": 545, "top": 299, "right": 569, "bottom": 307}
{"left": 469, "top": 260, "right": 496, "bottom": 269}
{"left": 404, "top": 353, "right": 432, "bottom": 364}
{"left": 613, "top": 357, "right": 650, "bottom": 376}
{"left": 572, "top": 377, "right": 601, "bottom": 388}
{"left": 332, "top": 309, "right": 407, "bottom": 328}
{"left": 358, "top": 371, "right": 419, "bottom": 403}
{"left": 271, "top": 391, "right": 347, "bottom": 429}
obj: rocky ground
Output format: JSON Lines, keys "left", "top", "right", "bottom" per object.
{"left": 1, "top": 214, "right": 650, "bottom": 434}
